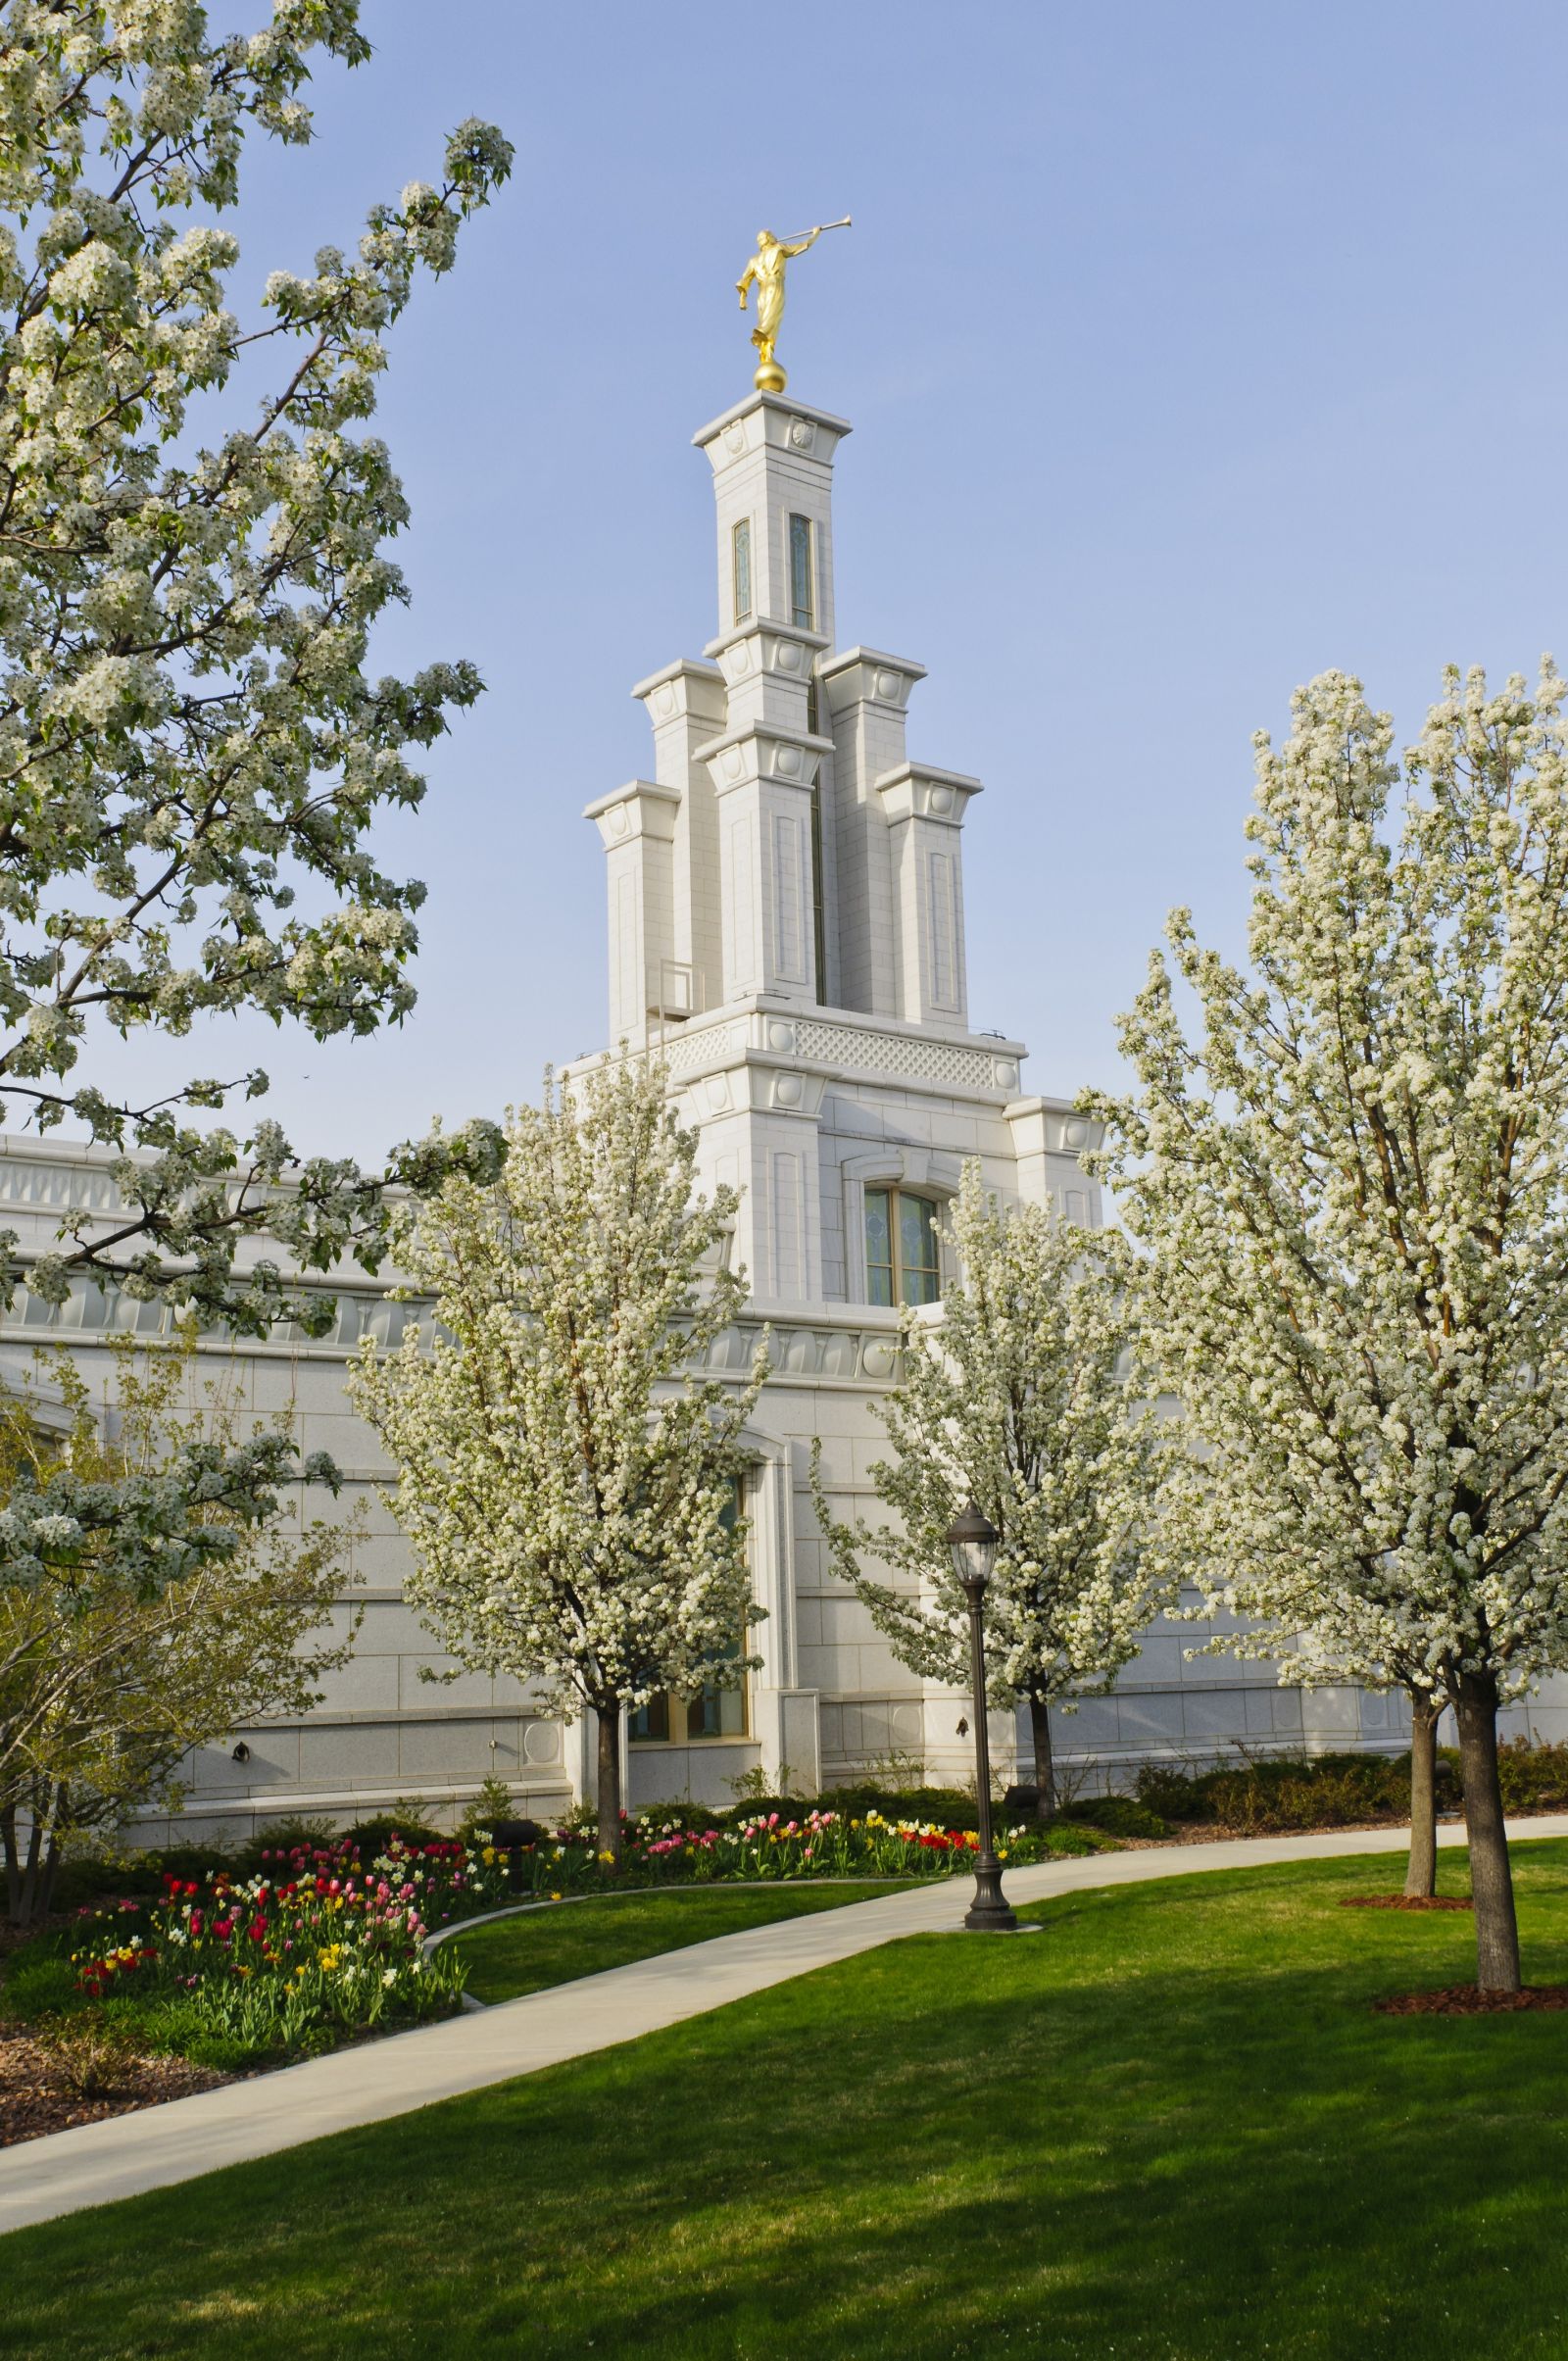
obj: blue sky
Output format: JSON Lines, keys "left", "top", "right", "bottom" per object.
{"left": 121, "top": 0, "right": 1568, "bottom": 1159}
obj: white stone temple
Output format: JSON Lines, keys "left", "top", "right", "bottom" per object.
{"left": 1, "top": 373, "right": 1511, "bottom": 1843}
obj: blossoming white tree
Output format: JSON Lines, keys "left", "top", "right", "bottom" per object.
{"left": 1087, "top": 664, "right": 1568, "bottom": 1992}
{"left": 350, "top": 1058, "right": 767, "bottom": 1859}
{"left": 0, "top": 3, "right": 510, "bottom": 1331}
{"left": 0, "top": 1328, "right": 354, "bottom": 1925}
{"left": 813, "top": 1163, "right": 1174, "bottom": 1820}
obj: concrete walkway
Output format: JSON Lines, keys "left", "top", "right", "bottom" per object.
{"left": 3, "top": 1813, "right": 1565, "bottom": 2237}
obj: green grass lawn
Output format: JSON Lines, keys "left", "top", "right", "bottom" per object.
{"left": 6, "top": 1842, "right": 1568, "bottom": 2361}
{"left": 450, "top": 1880, "right": 916, "bottom": 2002}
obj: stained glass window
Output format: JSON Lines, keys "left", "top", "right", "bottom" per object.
{"left": 789, "top": 512, "right": 813, "bottom": 628}
{"left": 732, "top": 517, "right": 752, "bottom": 623}
{"left": 864, "top": 1187, "right": 940, "bottom": 1307}
{"left": 864, "top": 1187, "right": 894, "bottom": 1306}
{"left": 899, "top": 1192, "right": 940, "bottom": 1304}
{"left": 627, "top": 1692, "right": 669, "bottom": 1743}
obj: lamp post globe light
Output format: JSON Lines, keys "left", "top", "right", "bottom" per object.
{"left": 947, "top": 1501, "right": 1018, "bottom": 1933}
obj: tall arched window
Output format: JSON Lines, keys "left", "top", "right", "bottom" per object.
{"left": 864, "top": 1187, "right": 940, "bottom": 1307}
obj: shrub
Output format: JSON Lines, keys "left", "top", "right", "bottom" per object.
{"left": 1127, "top": 1739, "right": 1568, "bottom": 1832}
{"left": 35, "top": 2019, "right": 140, "bottom": 2101}
{"left": 1494, "top": 1737, "right": 1568, "bottom": 1812}
{"left": 713, "top": 1794, "right": 800, "bottom": 1825}
{"left": 456, "top": 1778, "right": 518, "bottom": 1847}
{"left": 54, "top": 1848, "right": 210, "bottom": 1909}
{"left": 341, "top": 1815, "right": 445, "bottom": 1863}
{"left": 1062, "top": 1795, "right": 1170, "bottom": 1841}
{"left": 1036, "top": 1823, "right": 1114, "bottom": 1857}
{"left": 633, "top": 1801, "right": 726, "bottom": 1836}
{"left": 771, "top": 1785, "right": 982, "bottom": 1830}
{"left": 1133, "top": 1751, "right": 1417, "bottom": 1832}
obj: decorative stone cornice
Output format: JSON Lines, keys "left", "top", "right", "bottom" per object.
{"left": 692, "top": 392, "right": 854, "bottom": 468}
{"left": 1005, "top": 1096, "right": 1104, "bottom": 1158}
{"left": 695, "top": 723, "right": 832, "bottom": 795}
{"left": 631, "top": 658, "right": 726, "bottom": 721}
{"left": 684, "top": 1063, "right": 826, "bottom": 1122}
{"left": 0, "top": 1264, "right": 429, "bottom": 1361}
{"left": 582, "top": 778, "right": 680, "bottom": 848}
{"left": 818, "top": 646, "right": 927, "bottom": 715}
{"left": 873, "top": 761, "right": 983, "bottom": 827}
{"left": 704, "top": 616, "right": 828, "bottom": 692}
{"left": 698, "top": 1308, "right": 902, "bottom": 1387}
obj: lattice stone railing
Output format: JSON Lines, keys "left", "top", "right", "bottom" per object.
{"left": 789, "top": 1016, "right": 999, "bottom": 1090}
{"left": 649, "top": 1008, "right": 1013, "bottom": 1093}
{"left": 659, "top": 1019, "right": 744, "bottom": 1075}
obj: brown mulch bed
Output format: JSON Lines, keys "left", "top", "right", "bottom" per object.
{"left": 1376, "top": 1984, "right": 1568, "bottom": 2016}
{"left": 0, "top": 2028, "right": 231, "bottom": 2147}
{"left": 1341, "top": 1894, "right": 1473, "bottom": 1911}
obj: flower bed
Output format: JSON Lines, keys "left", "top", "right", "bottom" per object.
{"left": 60, "top": 1854, "right": 467, "bottom": 2067}
{"left": 3, "top": 1807, "right": 1100, "bottom": 2094}
{"left": 465, "top": 1806, "right": 1095, "bottom": 1899}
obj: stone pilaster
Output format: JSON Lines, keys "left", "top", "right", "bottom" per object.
{"left": 700, "top": 724, "right": 831, "bottom": 1005}
{"left": 706, "top": 616, "right": 826, "bottom": 739}
{"left": 681, "top": 1058, "right": 827, "bottom": 1304}
{"left": 582, "top": 779, "right": 680, "bottom": 1044}
{"left": 874, "top": 762, "right": 981, "bottom": 1027}
{"left": 818, "top": 648, "right": 926, "bottom": 1019}
{"left": 1005, "top": 1099, "right": 1104, "bottom": 1229}
{"left": 633, "top": 660, "right": 727, "bottom": 1018}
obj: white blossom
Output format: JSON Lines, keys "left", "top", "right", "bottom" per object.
{"left": 1087, "top": 663, "right": 1568, "bottom": 1988}
{"left": 350, "top": 1059, "right": 768, "bottom": 1851}
{"left": 0, "top": 6, "right": 512, "bottom": 1331}
{"left": 814, "top": 1162, "right": 1175, "bottom": 1813}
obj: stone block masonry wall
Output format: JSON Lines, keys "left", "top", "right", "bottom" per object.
{"left": 0, "top": 1230, "right": 574, "bottom": 1845}
{"left": 0, "top": 1217, "right": 1471, "bottom": 1841}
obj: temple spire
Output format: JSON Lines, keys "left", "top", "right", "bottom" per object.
{"left": 584, "top": 385, "right": 983, "bottom": 1042}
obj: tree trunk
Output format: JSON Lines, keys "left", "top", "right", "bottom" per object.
{"left": 2, "top": 1791, "right": 60, "bottom": 1929}
{"left": 1, "top": 1801, "right": 19, "bottom": 1925}
{"left": 1403, "top": 1694, "right": 1439, "bottom": 1900}
{"left": 1454, "top": 1669, "right": 1521, "bottom": 1994}
{"left": 596, "top": 1701, "right": 623, "bottom": 1863}
{"left": 1028, "top": 1696, "right": 1057, "bottom": 1824}
{"left": 36, "top": 1823, "right": 61, "bottom": 1922}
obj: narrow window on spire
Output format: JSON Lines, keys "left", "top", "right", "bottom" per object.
{"left": 732, "top": 517, "right": 753, "bottom": 623}
{"left": 809, "top": 785, "right": 827, "bottom": 1004}
{"left": 789, "top": 513, "right": 814, "bottom": 629}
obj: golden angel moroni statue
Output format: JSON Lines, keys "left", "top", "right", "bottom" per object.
{"left": 737, "top": 219, "right": 851, "bottom": 393}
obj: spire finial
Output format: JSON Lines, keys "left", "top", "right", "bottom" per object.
{"left": 735, "top": 218, "right": 851, "bottom": 393}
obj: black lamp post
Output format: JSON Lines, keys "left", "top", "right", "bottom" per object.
{"left": 947, "top": 1500, "right": 1017, "bottom": 1933}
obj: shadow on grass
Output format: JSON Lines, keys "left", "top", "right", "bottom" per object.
{"left": 6, "top": 1845, "right": 1568, "bottom": 2361}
